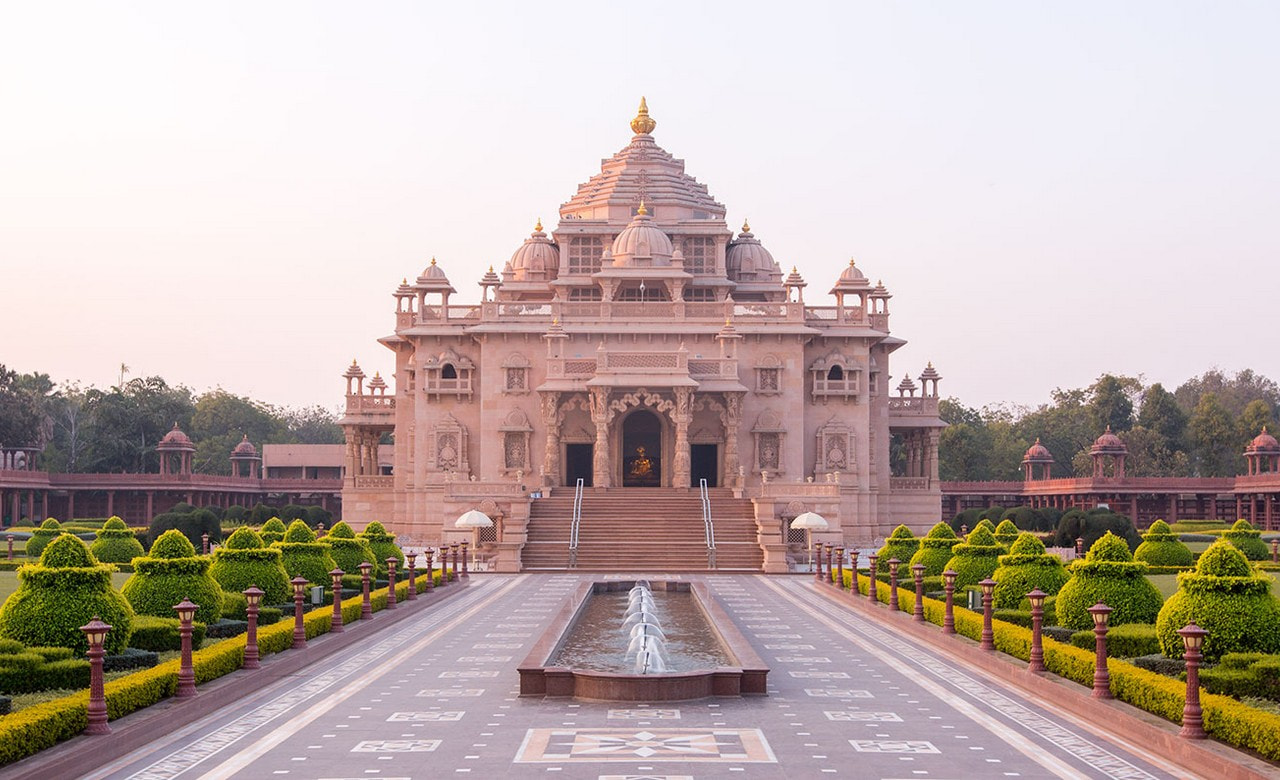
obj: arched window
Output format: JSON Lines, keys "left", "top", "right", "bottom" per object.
{"left": 827, "top": 365, "right": 844, "bottom": 381}
{"left": 442, "top": 363, "right": 458, "bottom": 380}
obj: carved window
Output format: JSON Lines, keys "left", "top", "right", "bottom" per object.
{"left": 503, "top": 432, "right": 527, "bottom": 470}
{"left": 681, "top": 236, "right": 715, "bottom": 275}
{"left": 422, "top": 349, "right": 475, "bottom": 400}
{"left": 567, "top": 237, "right": 602, "bottom": 274}
{"left": 505, "top": 367, "right": 527, "bottom": 392}
{"left": 755, "top": 355, "right": 783, "bottom": 395}
{"left": 568, "top": 286, "right": 602, "bottom": 301}
{"left": 442, "top": 363, "right": 458, "bottom": 380}
{"left": 758, "top": 433, "right": 780, "bottom": 470}
{"left": 684, "top": 287, "right": 716, "bottom": 302}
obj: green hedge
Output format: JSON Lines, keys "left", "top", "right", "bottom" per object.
{"left": 24, "top": 518, "right": 64, "bottom": 560}
{"left": 908, "top": 522, "right": 959, "bottom": 577}
{"left": 941, "top": 526, "right": 1002, "bottom": 590}
{"left": 209, "top": 528, "right": 291, "bottom": 605}
{"left": 273, "top": 521, "right": 336, "bottom": 586}
{"left": 323, "top": 522, "right": 377, "bottom": 574}
{"left": 1055, "top": 533, "right": 1163, "bottom": 630}
{"left": 991, "top": 533, "right": 1069, "bottom": 609}
{"left": 358, "top": 522, "right": 403, "bottom": 577}
{"left": 127, "top": 615, "right": 207, "bottom": 652}
{"left": 122, "top": 530, "right": 223, "bottom": 625}
{"left": 1223, "top": 520, "right": 1269, "bottom": 561}
{"left": 1133, "top": 520, "right": 1195, "bottom": 568}
{"left": 1202, "top": 654, "right": 1280, "bottom": 702}
{"left": 1068, "top": 623, "right": 1160, "bottom": 658}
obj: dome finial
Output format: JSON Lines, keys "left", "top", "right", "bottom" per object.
{"left": 637, "top": 200, "right": 648, "bottom": 216}
{"left": 535, "top": 217, "right": 543, "bottom": 232}
{"left": 630, "top": 96, "right": 657, "bottom": 135}
{"left": 430, "top": 257, "right": 437, "bottom": 266}
{"left": 742, "top": 218, "right": 751, "bottom": 233}
{"left": 849, "top": 257, "right": 856, "bottom": 267}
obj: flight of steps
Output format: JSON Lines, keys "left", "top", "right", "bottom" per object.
{"left": 521, "top": 487, "right": 763, "bottom": 571}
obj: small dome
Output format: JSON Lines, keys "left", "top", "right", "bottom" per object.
{"left": 726, "top": 221, "right": 780, "bottom": 281}
{"left": 1090, "top": 425, "right": 1127, "bottom": 454}
{"left": 508, "top": 220, "right": 560, "bottom": 280}
{"left": 610, "top": 203, "right": 673, "bottom": 264}
{"left": 419, "top": 257, "right": 447, "bottom": 280}
{"left": 157, "top": 423, "right": 195, "bottom": 451}
{"left": 1247, "top": 427, "right": 1280, "bottom": 454}
{"left": 1023, "top": 438, "right": 1054, "bottom": 463}
{"left": 414, "top": 258, "right": 455, "bottom": 292}
{"left": 231, "top": 434, "right": 257, "bottom": 457}
{"left": 343, "top": 359, "right": 365, "bottom": 379}
{"left": 839, "top": 258, "right": 868, "bottom": 284}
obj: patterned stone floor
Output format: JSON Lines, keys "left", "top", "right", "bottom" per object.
{"left": 83, "top": 574, "right": 1193, "bottom": 780}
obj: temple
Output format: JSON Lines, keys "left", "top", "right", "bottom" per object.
{"left": 339, "top": 99, "right": 946, "bottom": 571}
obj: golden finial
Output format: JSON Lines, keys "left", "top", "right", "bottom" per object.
{"left": 630, "top": 96, "right": 657, "bottom": 135}
{"left": 488, "top": 265, "right": 494, "bottom": 273}
{"left": 849, "top": 257, "right": 856, "bottom": 266}
{"left": 792, "top": 266, "right": 798, "bottom": 273}
{"left": 637, "top": 200, "right": 648, "bottom": 216}
{"left": 535, "top": 217, "right": 543, "bottom": 232}
{"left": 552, "top": 317, "right": 559, "bottom": 326}
{"left": 742, "top": 218, "right": 751, "bottom": 233}
{"left": 431, "top": 257, "right": 437, "bottom": 266}
{"left": 402, "top": 277, "right": 407, "bottom": 284}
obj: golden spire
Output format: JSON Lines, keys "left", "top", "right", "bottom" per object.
{"left": 849, "top": 257, "right": 856, "bottom": 267}
{"left": 637, "top": 200, "right": 648, "bottom": 216}
{"left": 742, "top": 218, "right": 751, "bottom": 233}
{"left": 630, "top": 96, "right": 657, "bottom": 135}
{"left": 431, "top": 257, "right": 437, "bottom": 266}
{"left": 488, "top": 265, "right": 494, "bottom": 272}
{"left": 535, "top": 217, "right": 543, "bottom": 232}
{"left": 402, "top": 277, "right": 407, "bottom": 284}
{"left": 792, "top": 266, "right": 798, "bottom": 273}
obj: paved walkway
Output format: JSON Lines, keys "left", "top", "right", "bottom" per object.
{"left": 84, "top": 574, "right": 1192, "bottom": 780}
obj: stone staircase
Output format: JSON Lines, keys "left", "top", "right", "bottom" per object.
{"left": 521, "top": 487, "right": 763, "bottom": 571}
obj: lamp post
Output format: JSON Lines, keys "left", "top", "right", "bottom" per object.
{"left": 450, "top": 544, "right": 460, "bottom": 581}
{"left": 887, "top": 559, "right": 901, "bottom": 611}
{"left": 386, "top": 557, "right": 398, "bottom": 609}
{"left": 942, "top": 570, "right": 957, "bottom": 634}
{"left": 1088, "top": 602, "right": 1113, "bottom": 699}
{"left": 979, "top": 579, "right": 996, "bottom": 650}
{"left": 461, "top": 540, "right": 470, "bottom": 578}
{"left": 825, "top": 544, "right": 835, "bottom": 583}
{"left": 424, "top": 548, "right": 435, "bottom": 591}
{"left": 174, "top": 597, "right": 199, "bottom": 698}
{"left": 406, "top": 550, "right": 418, "bottom": 599}
{"left": 911, "top": 563, "right": 925, "bottom": 621}
{"left": 291, "top": 576, "right": 308, "bottom": 649}
{"left": 835, "top": 547, "right": 845, "bottom": 589}
{"left": 867, "top": 553, "right": 879, "bottom": 604}
{"left": 6, "top": 533, "right": 12, "bottom": 561}
{"left": 814, "top": 542, "right": 824, "bottom": 582}
{"left": 1178, "top": 623, "right": 1209, "bottom": 739}
{"left": 358, "top": 562, "right": 373, "bottom": 620}
{"left": 329, "top": 568, "right": 345, "bottom": 634}
{"left": 201, "top": 533, "right": 210, "bottom": 555}
{"left": 80, "top": 616, "right": 112, "bottom": 735}
{"left": 243, "top": 586, "right": 264, "bottom": 670}
{"left": 1075, "top": 536, "right": 1084, "bottom": 557}
{"left": 849, "top": 549, "right": 859, "bottom": 595}
{"left": 1026, "top": 588, "right": 1047, "bottom": 673}
{"left": 1272, "top": 538, "right": 1278, "bottom": 564}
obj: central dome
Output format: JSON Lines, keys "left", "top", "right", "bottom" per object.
{"left": 609, "top": 204, "right": 673, "bottom": 265}
{"left": 508, "top": 220, "right": 560, "bottom": 281}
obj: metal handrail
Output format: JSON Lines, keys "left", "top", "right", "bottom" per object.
{"left": 568, "top": 478, "right": 584, "bottom": 568}
{"left": 700, "top": 478, "right": 717, "bottom": 569}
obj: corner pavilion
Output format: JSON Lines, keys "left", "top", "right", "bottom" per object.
{"left": 339, "top": 100, "right": 944, "bottom": 572}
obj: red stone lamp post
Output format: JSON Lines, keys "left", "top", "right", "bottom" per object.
{"left": 329, "top": 568, "right": 345, "bottom": 634}
{"left": 979, "top": 579, "right": 996, "bottom": 650}
{"left": 1025, "top": 589, "right": 1047, "bottom": 672}
{"left": 887, "top": 559, "right": 901, "bottom": 611}
{"left": 813, "top": 543, "right": 824, "bottom": 582}
{"left": 406, "top": 550, "right": 418, "bottom": 599}
{"left": 452, "top": 543, "right": 461, "bottom": 580}
{"left": 824, "top": 544, "right": 834, "bottom": 583}
{"left": 243, "top": 586, "right": 264, "bottom": 670}
{"left": 317, "top": 522, "right": 326, "bottom": 537}
{"left": 6, "top": 533, "right": 12, "bottom": 561}
{"left": 1088, "top": 602, "right": 1113, "bottom": 699}
{"left": 942, "top": 570, "right": 957, "bottom": 634}
{"left": 461, "top": 541, "right": 470, "bottom": 578}
{"left": 174, "top": 597, "right": 199, "bottom": 698}
{"left": 1178, "top": 623, "right": 1209, "bottom": 739}
{"left": 1272, "top": 538, "right": 1278, "bottom": 564}
{"left": 867, "top": 553, "right": 879, "bottom": 603}
{"left": 386, "top": 558, "right": 398, "bottom": 609}
{"left": 291, "top": 576, "right": 308, "bottom": 649}
{"left": 424, "top": 548, "right": 435, "bottom": 591}
{"left": 358, "top": 562, "right": 373, "bottom": 620}
{"left": 201, "top": 533, "right": 210, "bottom": 555}
{"left": 1075, "top": 537, "right": 1085, "bottom": 558}
{"left": 80, "top": 616, "right": 112, "bottom": 735}
{"left": 849, "top": 549, "right": 859, "bottom": 595}
{"left": 835, "top": 548, "right": 845, "bottom": 589}
{"left": 911, "top": 563, "right": 925, "bottom": 621}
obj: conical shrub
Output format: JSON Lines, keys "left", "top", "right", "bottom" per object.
{"left": 1223, "top": 519, "right": 1268, "bottom": 561}
{"left": 323, "top": 521, "right": 376, "bottom": 575}
{"left": 1133, "top": 520, "right": 1194, "bottom": 567}
{"left": 0, "top": 534, "right": 135, "bottom": 655}
{"left": 991, "top": 532, "right": 1069, "bottom": 609}
{"left": 1155, "top": 540, "right": 1280, "bottom": 661}
{"left": 209, "top": 527, "right": 291, "bottom": 604}
{"left": 25, "top": 517, "right": 64, "bottom": 559}
{"left": 875, "top": 525, "right": 919, "bottom": 575}
{"left": 908, "top": 522, "right": 958, "bottom": 577}
{"left": 941, "top": 526, "right": 1003, "bottom": 590}
{"left": 1054, "top": 532, "right": 1163, "bottom": 630}
{"left": 272, "top": 520, "right": 335, "bottom": 585}
{"left": 993, "top": 519, "right": 1020, "bottom": 549}
{"left": 122, "top": 529, "right": 224, "bottom": 624}
{"left": 359, "top": 522, "right": 404, "bottom": 577}
{"left": 259, "top": 517, "right": 287, "bottom": 545}
{"left": 90, "top": 516, "right": 146, "bottom": 565}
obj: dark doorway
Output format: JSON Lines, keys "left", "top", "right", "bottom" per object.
{"left": 622, "top": 410, "right": 662, "bottom": 486}
{"left": 691, "top": 444, "right": 718, "bottom": 487}
{"left": 565, "top": 444, "right": 593, "bottom": 487}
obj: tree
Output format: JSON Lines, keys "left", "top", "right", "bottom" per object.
{"left": 283, "top": 405, "right": 344, "bottom": 444}
{"left": 1087, "top": 374, "right": 1137, "bottom": 434}
{"left": 0, "top": 365, "right": 42, "bottom": 448}
{"left": 1237, "top": 399, "right": 1273, "bottom": 445}
{"left": 1137, "top": 383, "right": 1186, "bottom": 446}
{"left": 189, "top": 390, "right": 287, "bottom": 475}
{"left": 1188, "top": 392, "right": 1238, "bottom": 476}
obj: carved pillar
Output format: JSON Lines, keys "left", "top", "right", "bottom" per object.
{"left": 928, "top": 429, "right": 940, "bottom": 484}
{"left": 589, "top": 388, "right": 611, "bottom": 488}
{"left": 540, "top": 391, "right": 561, "bottom": 487}
{"left": 723, "top": 393, "right": 742, "bottom": 489}
{"left": 673, "top": 387, "right": 693, "bottom": 488}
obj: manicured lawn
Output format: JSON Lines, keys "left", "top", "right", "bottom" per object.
{"left": 0, "top": 570, "right": 131, "bottom": 604}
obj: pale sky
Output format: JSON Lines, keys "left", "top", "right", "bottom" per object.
{"left": 2, "top": 2, "right": 1277, "bottom": 412}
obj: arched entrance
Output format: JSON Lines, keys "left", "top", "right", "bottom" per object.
{"left": 621, "top": 409, "right": 662, "bottom": 486}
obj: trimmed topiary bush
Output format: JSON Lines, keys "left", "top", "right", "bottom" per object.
{"left": 1055, "top": 532, "right": 1164, "bottom": 630}
{"left": 1053, "top": 507, "right": 1141, "bottom": 552}
{"left": 908, "top": 522, "right": 959, "bottom": 577}
{"left": 941, "top": 526, "right": 1003, "bottom": 591}
{"left": 1133, "top": 520, "right": 1194, "bottom": 568}
{"left": 259, "top": 517, "right": 287, "bottom": 545}
{"left": 323, "top": 521, "right": 377, "bottom": 575}
{"left": 148, "top": 508, "right": 221, "bottom": 549}
{"left": 272, "top": 520, "right": 336, "bottom": 586}
{"left": 89, "top": 516, "right": 146, "bottom": 565}
{"left": 128, "top": 615, "right": 207, "bottom": 652}
{"left": 1069, "top": 623, "right": 1160, "bottom": 658}
{"left": 1224, "top": 519, "right": 1269, "bottom": 561}
{"left": 993, "top": 519, "right": 1020, "bottom": 549}
{"left": 359, "top": 522, "right": 403, "bottom": 577}
{"left": 24, "top": 518, "right": 64, "bottom": 560}
{"left": 122, "top": 530, "right": 223, "bottom": 625}
{"left": 974, "top": 517, "right": 997, "bottom": 534}
{"left": 208, "top": 527, "right": 291, "bottom": 604}
{"left": 991, "top": 532, "right": 1070, "bottom": 609}
{"left": 1155, "top": 539, "right": 1280, "bottom": 662}
{"left": 875, "top": 525, "right": 919, "bottom": 575}
{"left": 0, "top": 534, "right": 136, "bottom": 656}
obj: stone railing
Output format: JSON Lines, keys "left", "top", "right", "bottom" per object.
{"left": 354, "top": 475, "right": 394, "bottom": 489}
{"left": 890, "top": 477, "right": 931, "bottom": 491}
{"left": 344, "top": 394, "right": 396, "bottom": 414}
{"left": 444, "top": 480, "right": 525, "bottom": 498}
{"left": 888, "top": 396, "right": 939, "bottom": 416}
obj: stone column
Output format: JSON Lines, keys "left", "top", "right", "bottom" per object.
{"left": 722, "top": 393, "right": 742, "bottom": 488}
{"left": 673, "top": 387, "right": 692, "bottom": 488}
{"left": 927, "top": 430, "right": 940, "bottom": 484}
{"left": 540, "top": 392, "right": 561, "bottom": 488}
{"left": 589, "top": 388, "right": 611, "bottom": 488}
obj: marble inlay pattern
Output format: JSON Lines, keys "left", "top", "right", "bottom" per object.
{"left": 515, "top": 728, "right": 776, "bottom": 763}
